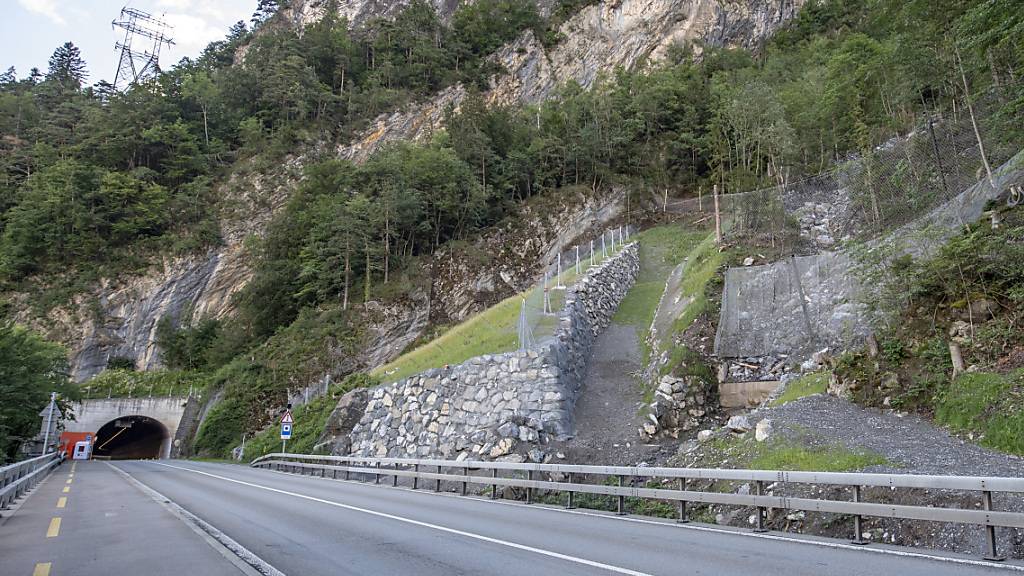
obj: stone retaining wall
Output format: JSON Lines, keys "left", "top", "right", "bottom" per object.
{"left": 348, "top": 243, "right": 639, "bottom": 460}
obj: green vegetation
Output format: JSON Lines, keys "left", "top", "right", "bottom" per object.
{"left": 0, "top": 320, "right": 77, "bottom": 462}
{"left": 373, "top": 291, "right": 524, "bottom": 382}
{"left": 772, "top": 372, "right": 829, "bottom": 406}
{"left": 838, "top": 207, "right": 1024, "bottom": 453}
{"left": 672, "top": 234, "right": 723, "bottom": 334}
{"left": 80, "top": 369, "right": 209, "bottom": 399}
{"left": 750, "top": 441, "right": 887, "bottom": 472}
{"left": 4, "top": 0, "right": 1023, "bottom": 458}
{"left": 613, "top": 226, "right": 707, "bottom": 330}
{"left": 374, "top": 244, "right": 615, "bottom": 383}
{"left": 708, "top": 435, "right": 889, "bottom": 472}
{"left": 242, "top": 372, "right": 378, "bottom": 459}
{"left": 936, "top": 371, "right": 1024, "bottom": 455}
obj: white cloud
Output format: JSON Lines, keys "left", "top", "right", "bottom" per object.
{"left": 162, "top": 12, "right": 230, "bottom": 56}
{"left": 17, "top": 0, "right": 66, "bottom": 26}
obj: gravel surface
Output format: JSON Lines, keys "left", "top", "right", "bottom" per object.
{"left": 554, "top": 323, "right": 664, "bottom": 465}
{"left": 758, "top": 394, "right": 1024, "bottom": 476}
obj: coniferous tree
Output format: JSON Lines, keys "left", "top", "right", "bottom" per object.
{"left": 46, "top": 42, "right": 87, "bottom": 89}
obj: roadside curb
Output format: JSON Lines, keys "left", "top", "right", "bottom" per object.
{"left": 107, "top": 462, "right": 285, "bottom": 576}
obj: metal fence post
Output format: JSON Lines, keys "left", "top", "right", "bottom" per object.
{"left": 617, "top": 475, "right": 626, "bottom": 515}
{"left": 754, "top": 480, "right": 768, "bottom": 533}
{"left": 412, "top": 464, "right": 419, "bottom": 490}
{"left": 983, "top": 490, "right": 1005, "bottom": 561}
{"left": 526, "top": 470, "right": 533, "bottom": 504}
{"left": 851, "top": 486, "right": 867, "bottom": 545}
{"left": 566, "top": 473, "right": 576, "bottom": 509}
{"left": 678, "top": 478, "right": 689, "bottom": 523}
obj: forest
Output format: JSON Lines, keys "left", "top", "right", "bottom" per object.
{"left": 0, "top": 0, "right": 1020, "bottom": 458}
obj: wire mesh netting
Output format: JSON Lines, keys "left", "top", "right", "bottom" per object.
{"left": 667, "top": 92, "right": 1021, "bottom": 258}
{"left": 696, "top": 89, "right": 1024, "bottom": 362}
{"left": 518, "top": 225, "right": 635, "bottom": 350}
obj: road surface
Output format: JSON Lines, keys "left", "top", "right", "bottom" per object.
{"left": 1, "top": 459, "right": 1019, "bottom": 575}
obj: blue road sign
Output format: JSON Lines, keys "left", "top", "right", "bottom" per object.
{"left": 280, "top": 422, "right": 292, "bottom": 440}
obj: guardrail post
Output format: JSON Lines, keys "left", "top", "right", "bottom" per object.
{"left": 412, "top": 464, "right": 419, "bottom": 490}
{"left": 375, "top": 462, "right": 381, "bottom": 484}
{"left": 392, "top": 465, "right": 399, "bottom": 487}
{"left": 617, "top": 475, "right": 626, "bottom": 515}
{"left": 566, "top": 473, "right": 576, "bottom": 509}
{"left": 754, "top": 480, "right": 768, "bottom": 533}
{"left": 526, "top": 470, "right": 534, "bottom": 504}
{"left": 677, "top": 478, "right": 689, "bottom": 523}
{"left": 461, "top": 467, "right": 468, "bottom": 496}
{"left": 851, "top": 486, "right": 867, "bottom": 545}
{"left": 332, "top": 467, "right": 337, "bottom": 479}
{"left": 491, "top": 468, "right": 498, "bottom": 499}
{"left": 345, "top": 463, "right": 351, "bottom": 480}
{"left": 436, "top": 466, "right": 442, "bottom": 492}
{"left": 983, "top": 490, "right": 1005, "bottom": 561}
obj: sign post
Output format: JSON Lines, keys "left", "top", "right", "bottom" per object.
{"left": 280, "top": 407, "right": 293, "bottom": 453}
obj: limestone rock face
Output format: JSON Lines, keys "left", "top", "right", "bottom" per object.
{"left": 338, "top": 0, "right": 806, "bottom": 163}
{"left": 20, "top": 0, "right": 806, "bottom": 382}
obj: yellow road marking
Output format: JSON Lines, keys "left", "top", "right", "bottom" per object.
{"left": 62, "top": 487, "right": 70, "bottom": 494}
{"left": 33, "top": 562, "right": 51, "bottom": 576}
{"left": 46, "top": 517, "right": 61, "bottom": 538}
{"left": 57, "top": 497, "right": 67, "bottom": 508}
{"left": 65, "top": 478, "right": 72, "bottom": 485}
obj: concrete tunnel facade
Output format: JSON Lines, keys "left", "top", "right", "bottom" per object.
{"left": 62, "top": 397, "right": 188, "bottom": 460}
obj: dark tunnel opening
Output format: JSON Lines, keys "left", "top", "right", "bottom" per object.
{"left": 93, "top": 415, "right": 169, "bottom": 460}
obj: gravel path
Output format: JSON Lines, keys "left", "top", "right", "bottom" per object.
{"left": 554, "top": 323, "right": 663, "bottom": 465}
{"left": 759, "top": 394, "right": 1024, "bottom": 476}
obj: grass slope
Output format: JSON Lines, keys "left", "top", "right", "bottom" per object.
{"left": 936, "top": 370, "right": 1024, "bottom": 455}
{"left": 771, "top": 372, "right": 829, "bottom": 406}
{"left": 613, "top": 226, "right": 708, "bottom": 328}
{"left": 372, "top": 245, "right": 621, "bottom": 383}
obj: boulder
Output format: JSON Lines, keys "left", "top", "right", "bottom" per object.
{"left": 319, "top": 387, "right": 371, "bottom": 455}
{"left": 726, "top": 415, "right": 751, "bottom": 433}
{"left": 697, "top": 430, "right": 713, "bottom": 442}
{"left": 754, "top": 419, "right": 772, "bottom": 442}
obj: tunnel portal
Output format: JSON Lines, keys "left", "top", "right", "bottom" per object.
{"left": 92, "top": 415, "right": 169, "bottom": 460}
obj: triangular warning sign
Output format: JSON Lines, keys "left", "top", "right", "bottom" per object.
{"left": 281, "top": 410, "right": 293, "bottom": 424}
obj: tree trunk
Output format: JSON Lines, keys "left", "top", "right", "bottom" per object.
{"left": 955, "top": 43, "right": 994, "bottom": 188}
{"left": 343, "top": 236, "right": 350, "bottom": 310}
{"left": 202, "top": 104, "right": 209, "bottom": 145}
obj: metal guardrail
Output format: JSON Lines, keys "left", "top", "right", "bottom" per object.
{"left": 0, "top": 452, "right": 63, "bottom": 510}
{"left": 252, "top": 453, "right": 1024, "bottom": 562}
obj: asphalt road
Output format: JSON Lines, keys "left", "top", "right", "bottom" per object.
{"left": 2, "top": 459, "right": 1020, "bottom": 576}
{"left": 0, "top": 459, "right": 246, "bottom": 576}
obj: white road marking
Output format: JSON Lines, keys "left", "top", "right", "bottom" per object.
{"left": 109, "top": 463, "right": 279, "bottom": 576}
{"left": 152, "top": 461, "right": 653, "bottom": 576}
{"left": 255, "top": 462, "right": 1024, "bottom": 572}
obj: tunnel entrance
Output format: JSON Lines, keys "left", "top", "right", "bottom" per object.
{"left": 93, "top": 415, "right": 169, "bottom": 460}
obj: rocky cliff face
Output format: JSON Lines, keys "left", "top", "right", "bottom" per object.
{"left": 33, "top": 0, "right": 803, "bottom": 382}
{"left": 340, "top": 0, "right": 805, "bottom": 162}
{"left": 22, "top": 155, "right": 306, "bottom": 382}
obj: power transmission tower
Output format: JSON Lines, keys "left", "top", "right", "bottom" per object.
{"left": 112, "top": 7, "right": 174, "bottom": 91}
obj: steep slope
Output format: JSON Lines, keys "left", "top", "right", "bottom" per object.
{"left": 37, "top": 0, "right": 804, "bottom": 381}
{"left": 340, "top": 0, "right": 805, "bottom": 162}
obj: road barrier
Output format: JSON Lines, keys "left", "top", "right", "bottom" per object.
{"left": 0, "top": 452, "right": 63, "bottom": 510}
{"left": 251, "top": 453, "right": 1024, "bottom": 562}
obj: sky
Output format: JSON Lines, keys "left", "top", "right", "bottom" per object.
{"left": 0, "top": 0, "right": 257, "bottom": 84}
